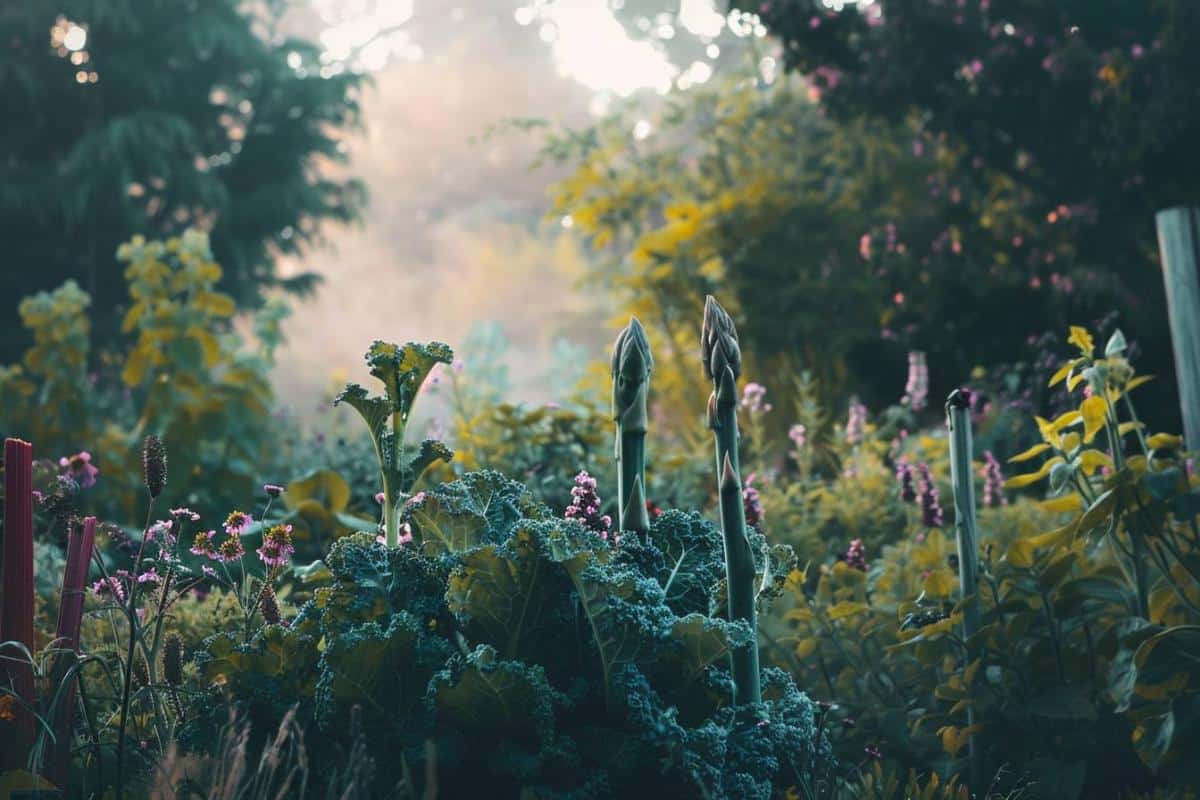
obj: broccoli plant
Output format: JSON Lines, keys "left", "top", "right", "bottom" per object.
{"left": 334, "top": 341, "right": 454, "bottom": 545}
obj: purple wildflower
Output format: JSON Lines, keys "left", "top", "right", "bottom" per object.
{"left": 917, "top": 463, "right": 944, "bottom": 528}
{"left": 896, "top": 462, "right": 917, "bottom": 503}
{"left": 375, "top": 492, "right": 386, "bottom": 505}
{"left": 743, "top": 476, "right": 764, "bottom": 527}
{"left": 982, "top": 451, "right": 1007, "bottom": 507}
{"left": 903, "top": 351, "right": 929, "bottom": 412}
{"left": 842, "top": 539, "right": 868, "bottom": 571}
{"left": 91, "top": 571, "right": 130, "bottom": 601}
{"left": 564, "top": 470, "right": 613, "bottom": 541}
{"left": 263, "top": 484, "right": 285, "bottom": 498}
{"left": 170, "top": 507, "right": 200, "bottom": 522}
{"left": 59, "top": 451, "right": 99, "bottom": 489}
{"left": 256, "top": 524, "right": 295, "bottom": 568}
{"left": 147, "top": 520, "right": 173, "bottom": 545}
{"left": 137, "top": 568, "right": 162, "bottom": 587}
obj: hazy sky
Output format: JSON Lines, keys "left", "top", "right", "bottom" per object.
{"left": 270, "top": 0, "right": 705, "bottom": 417}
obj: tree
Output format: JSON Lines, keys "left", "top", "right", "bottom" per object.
{"left": 756, "top": 0, "right": 1200, "bottom": 419}
{"left": 0, "top": 0, "right": 365, "bottom": 362}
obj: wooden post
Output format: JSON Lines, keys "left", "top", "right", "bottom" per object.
{"left": 1155, "top": 206, "right": 1200, "bottom": 452}
{"left": 946, "top": 391, "right": 982, "bottom": 794}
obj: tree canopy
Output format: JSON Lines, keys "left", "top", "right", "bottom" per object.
{"left": 0, "top": 0, "right": 365, "bottom": 361}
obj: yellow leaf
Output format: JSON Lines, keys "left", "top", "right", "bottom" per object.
{"left": 1008, "top": 442, "right": 1051, "bottom": 464}
{"left": 794, "top": 639, "right": 817, "bottom": 659}
{"left": 1147, "top": 433, "right": 1183, "bottom": 451}
{"left": 1077, "top": 449, "right": 1114, "bottom": 476}
{"left": 1068, "top": 325, "right": 1094, "bottom": 356}
{"left": 1028, "top": 522, "right": 1077, "bottom": 549}
{"left": 121, "top": 303, "right": 144, "bottom": 333}
{"left": 1003, "top": 456, "right": 1065, "bottom": 489}
{"left": 1080, "top": 396, "right": 1108, "bottom": 443}
{"left": 1006, "top": 537, "right": 1036, "bottom": 568}
{"left": 1050, "top": 410, "right": 1083, "bottom": 432}
{"left": 195, "top": 291, "right": 236, "bottom": 318}
{"left": 1067, "top": 371, "right": 1087, "bottom": 392}
{"left": 122, "top": 348, "right": 149, "bottom": 387}
{"left": 826, "top": 601, "right": 870, "bottom": 621}
{"left": 923, "top": 570, "right": 957, "bottom": 598}
{"left": 1039, "top": 494, "right": 1083, "bottom": 514}
{"left": 1125, "top": 375, "right": 1154, "bottom": 392}
{"left": 1048, "top": 361, "right": 1074, "bottom": 388}
{"left": 1060, "top": 432, "right": 1081, "bottom": 454}
{"left": 187, "top": 326, "right": 222, "bottom": 367}
{"left": 1118, "top": 421, "right": 1145, "bottom": 437}
{"left": 939, "top": 724, "right": 984, "bottom": 758}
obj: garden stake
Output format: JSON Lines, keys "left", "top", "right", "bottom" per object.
{"left": 702, "top": 296, "right": 761, "bottom": 708}
{"left": 946, "top": 390, "right": 983, "bottom": 794}
{"left": 611, "top": 317, "right": 652, "bottom": 535}
{"left": 48, "top": 516, "right": 97, "bottom": 789}
{"left": 1155, "top": 205, "right": 1200, "bottom": 452}
{"left": 1, "top": 437, "right": 36, "bottom": 772}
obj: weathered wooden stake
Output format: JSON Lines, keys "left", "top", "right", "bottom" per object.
{"left": 1155, "top": 206, "right": 1200, "bottom": 452}
{"left": 946, "top": 390, "right": 982, "bottom": 794}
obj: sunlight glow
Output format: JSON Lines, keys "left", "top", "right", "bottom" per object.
{"left": 535, "top": 1, "right": 677, "bottom": 96}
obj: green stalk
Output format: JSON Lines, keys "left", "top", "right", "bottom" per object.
{"left": 702, "top": 296, "right": 761, "bottom": 708}
{"left": 946, "top": 389, "right": 983, "bottom": 794}
{"left": 612, "top": 318, "right": 653, "bottom": 535}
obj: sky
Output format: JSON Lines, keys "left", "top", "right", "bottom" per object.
{"left": 269, "top": 0, "right": 738, "bottom": 420}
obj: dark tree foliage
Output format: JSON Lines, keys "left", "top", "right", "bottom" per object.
{"left": 754, "top": 0, "right": 1200, "bottom": 418}
{"left": 0, "top": 0, "right": 365, "bottom": 361}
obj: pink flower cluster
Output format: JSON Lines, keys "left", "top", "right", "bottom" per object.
{"left": 59, "top": 451, "right": 98, "bottom": 489}
{"left": 565, "top": 470, "right": 613, "bottom": 541}
{"left": 917, "top": 463, "right": 944, "bottom": 528}
{"left": 257, "top": 524, "right": 295, "bottom": 568}
{"left": 842, "top": 539, "right": 868, "bottom": 572}
{"left": 741, "top": 383, "right": 772, "bottom": 414}
{"left": 982, "top": 451, "right": 1007, "bottom": 508}
{"left": 743, "top": 474, "right": 764, "bottom": 527}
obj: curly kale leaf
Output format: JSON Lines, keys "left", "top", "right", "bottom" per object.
{"left": 446, "top": 522, "right": 574, "bottom": 660}
{"left": 405, "top": 470, "right": 526, "bottom": 553}
{"left": 619, "top": 509, "right": 726, "bottom": 616}
{"left": 427, "top": 644, "right": 561, "bottom": 743}
{"left": 314, "top": 610, "right": 451, "bottom": 733}
{"left": 321, "top": 532, "right": 451, "bottom": 634}
{"left": 363, "top": 340, "right": 453, "bottom": 416}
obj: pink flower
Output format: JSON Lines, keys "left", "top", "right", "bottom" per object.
{"left": 741, "top": 383, "right": 772, "bottom": 414}
{"left": 91, "top": 571, "right": 130, "bottom": 601}
{"left": 375, "top": 492, "right": 386, "bottom": 504}
{"left": 217, "top": 534, "right": 245, "bottom": 563}
{"left": 59, "top": 451, "right": 99, "bottom": 489}
{"left": 859, "top": 233, "right": 873, "bottom": 260}
{"left": 201, "top": 565, "right": 217, "bottom": 578}
{"left": 256, "top": 524, "right": 296, "bottom": 568}
{"left": 903, "top": 351, "right": 929, "bottom": 412}
{"left": 190, "top": 530, "right": 219, "bottom": 559}
{"left": 137, "top": 569, "right": 162, "bottom": 586}
{"left": 788, "top": 424, "right": 807, "bottom": 450}
{"left": 263, "top": 484, "right": 285, "bottom": 498}
{"left": 223, "top": 510, "right": 252, "bottom": 536}
{"left": 565, "top": 470, "right": 613, "bottom": 541}
{"left": 170, "top": 507, "right": 201, "bottom": 522}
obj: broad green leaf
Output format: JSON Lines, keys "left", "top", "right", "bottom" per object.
{"left": 1105, "top": 329, "right": 1127, "bottom": 356}
{"left": 446, "top": 529, "right": 552, "bottom": 659}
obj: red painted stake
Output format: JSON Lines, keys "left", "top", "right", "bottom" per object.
{"left": 47, "top": 516, "right": 97, "bottom": 788}
{"left": 2, "top": 437, "right": 36, "bottom": 771}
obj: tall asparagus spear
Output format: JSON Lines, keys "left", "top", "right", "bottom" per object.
{"left": 946, "top": 388, "right": 983, "bottom": 792}
{"left": 701, "top": 296, "right": 761, "bottom": 707}
{"left": 612, "top": 317, "right": 653, "bottom": 535}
